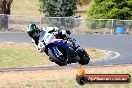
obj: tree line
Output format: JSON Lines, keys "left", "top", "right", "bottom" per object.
{"left": 0, "top": 0, "right": 131, "bottom": 29}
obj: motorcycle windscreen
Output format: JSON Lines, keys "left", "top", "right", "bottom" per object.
{"left": 39, "top": 31, "right": 46, "bottom": 42}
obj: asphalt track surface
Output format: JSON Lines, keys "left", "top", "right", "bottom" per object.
{"left": 0, "top": 33, "right": 132, "bottom": 71}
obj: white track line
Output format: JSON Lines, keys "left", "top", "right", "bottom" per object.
{"left": 91, "top": 49, "right": 120, "bottom": 62}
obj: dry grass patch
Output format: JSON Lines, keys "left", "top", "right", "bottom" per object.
{"left": 0, "top": 64, "right": 132, "bottom": 88}
{"left": 85, "top": 48, "right": 106, "bottom": 60}
{"left": 11, "top": 0, "right": 43, "bottom": 16}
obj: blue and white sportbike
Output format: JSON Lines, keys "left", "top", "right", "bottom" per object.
{"left": 39, "top": 30, "right": 90, "bottom": 66}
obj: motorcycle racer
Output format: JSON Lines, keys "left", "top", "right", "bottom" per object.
{"left": 27, "top": 24, "right": 71, "bottom": 53}
{"left": 27, "top": 24, "right": 90, "bottom": 65}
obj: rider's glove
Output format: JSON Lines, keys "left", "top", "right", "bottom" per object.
{"left": 61, "top": 30, "right": 67, "bottom": 35}
{"left": 31, "top": 39, "right": 35, "bottom": 43}
{"left": 66, "top": 30, "right": 71, "bottom": 35}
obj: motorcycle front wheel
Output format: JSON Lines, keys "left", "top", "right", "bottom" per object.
{"left": 48, "top": 48, "right": 67, "bottom": 66}
{"left": 77, "top": 49, "right": 90, "bottom": 65}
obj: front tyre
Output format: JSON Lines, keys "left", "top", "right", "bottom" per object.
{"left": 77, "top": 50, "right": 90, "bottom": 65}
{"left": 48, "top": 49, "right": 67, "bottom": 66}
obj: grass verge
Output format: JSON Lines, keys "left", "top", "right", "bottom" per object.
{"left": 0, "top": 42, "right": 105, "bottom": 69}
{"left": 0, "top": 42, "right": 52, "bottom": 68}
{"left": 0, "top": 65, "right": 132, "bottom": 88}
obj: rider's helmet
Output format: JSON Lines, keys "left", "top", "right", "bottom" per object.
{"left": 27, "top": 24, "right": 40, "bottom": 38}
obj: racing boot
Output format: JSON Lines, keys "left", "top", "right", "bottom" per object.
{"left": 49, "top": 57, "right": 54, "bottom": 62}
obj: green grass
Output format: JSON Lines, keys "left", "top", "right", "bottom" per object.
{"left": 0, "top": 45, "right": 52, "bottom": 69}
{"left": 0, "top": 42, "right": 105, "bottom": 69}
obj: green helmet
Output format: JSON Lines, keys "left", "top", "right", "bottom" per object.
{"left": 27, "top": 24, "right": 39, "bottom": 38}
{"left": 27, "top": 24, "right": 37, "bottom": 32}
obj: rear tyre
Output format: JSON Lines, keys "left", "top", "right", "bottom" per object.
{"left": 77, "top": 50, "right": 90, "bottom": 65}
{"left": 48, "top": 49, "right": 67, "bottom": 66}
